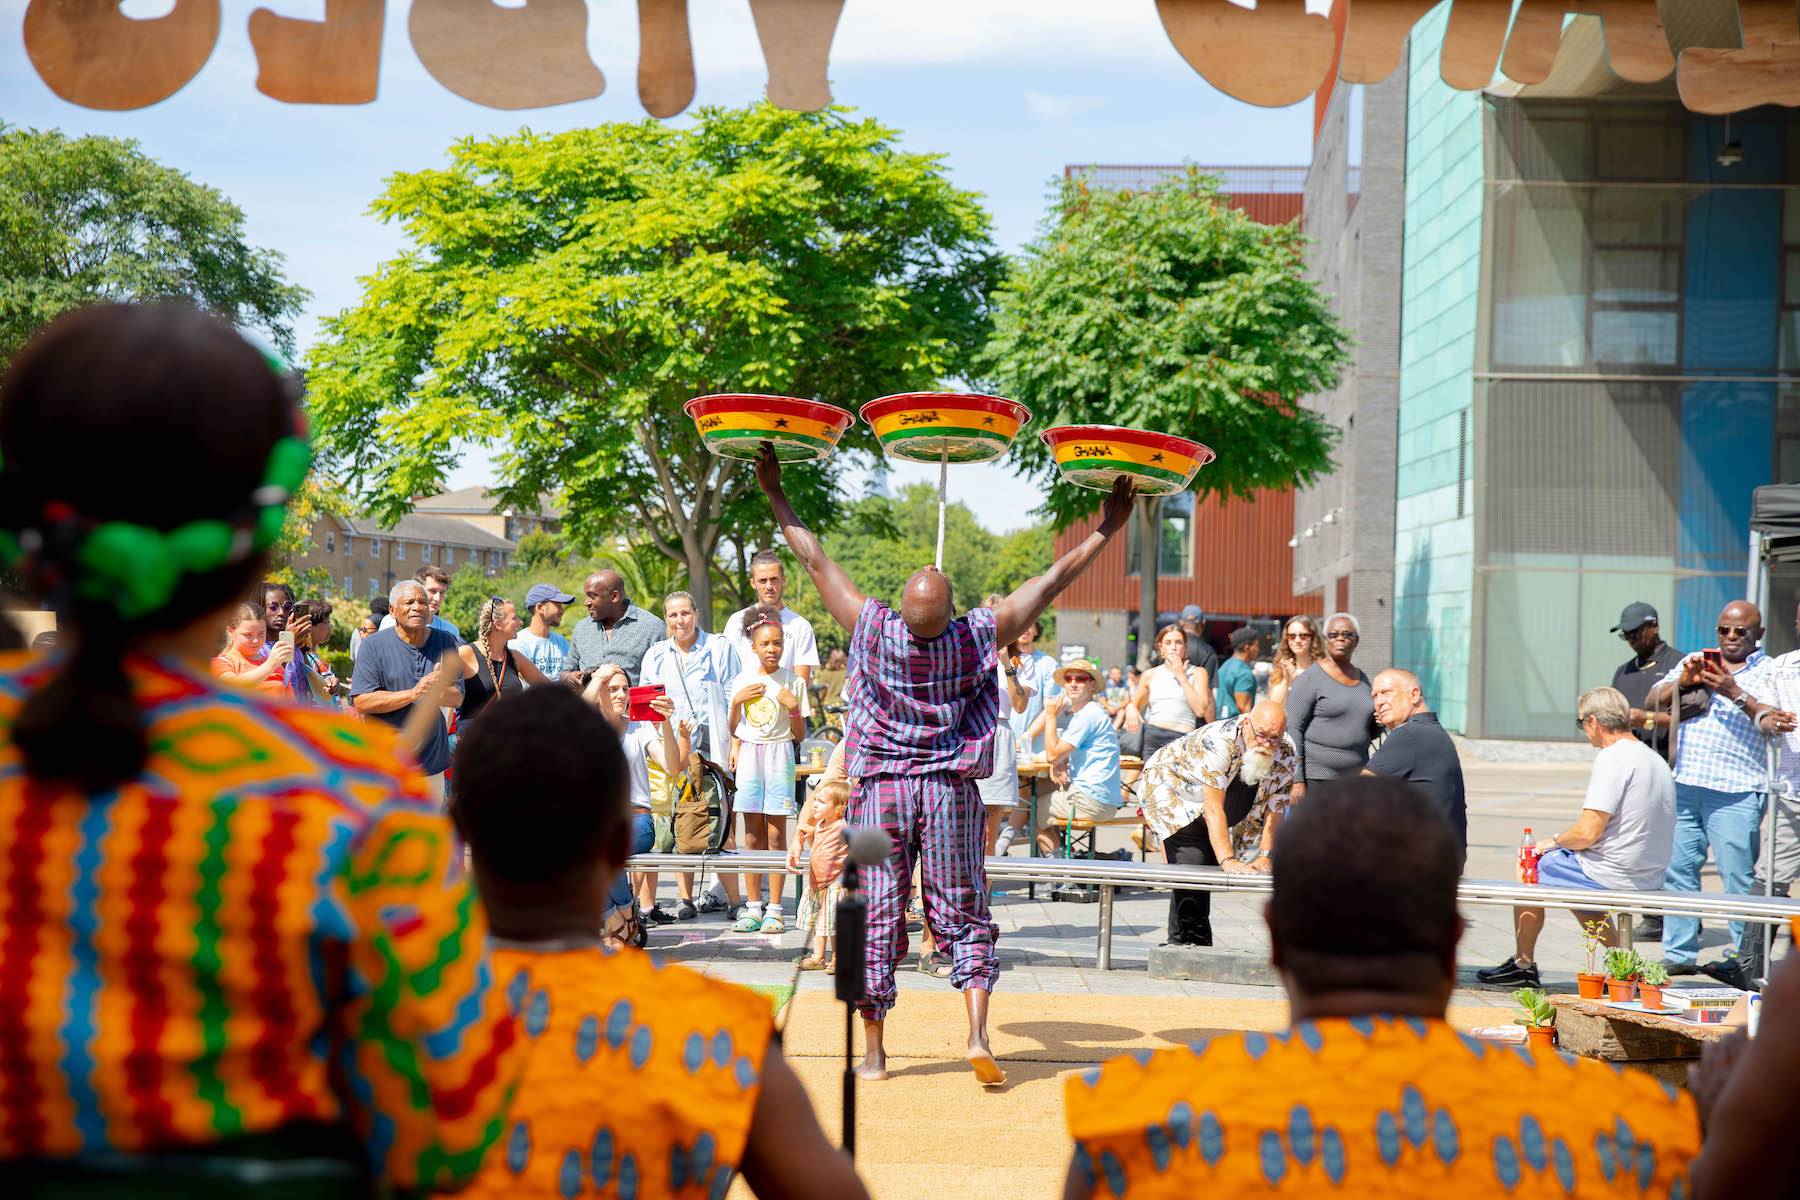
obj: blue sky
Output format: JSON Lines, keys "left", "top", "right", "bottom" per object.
{"left": 1, "top": 1, "right": 1319, "bottom": 531}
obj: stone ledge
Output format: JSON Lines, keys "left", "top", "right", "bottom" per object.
{"left": 1147, "top": 943, "right": 1282, "bottom": 986}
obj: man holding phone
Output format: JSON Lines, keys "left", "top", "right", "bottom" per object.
{"left": 1646, "top": 600, "right": 1799, "bottom": 988}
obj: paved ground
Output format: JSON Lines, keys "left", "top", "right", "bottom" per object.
{"left": 650, "top": 757, "right": 1759, "bottom": 1005}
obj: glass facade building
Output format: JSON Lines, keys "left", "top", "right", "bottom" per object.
{"left": 1390, "top": 43, "right": 1800, "bottom": 737}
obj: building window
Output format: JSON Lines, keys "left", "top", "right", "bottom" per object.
{"left": 325, "top": 532, "right": 335, "bottom": 553}
{"left": 343, "top": 575, "right": 351, "bottom": 596}
{"left": 369, "top": 538, "right": 380, "bottom": 558}
{"left": 1126, "top": 492, "right": 1195, "bottom": 577}
{"left": 1783, "top": 189, "right": 1800, "bottom": 371}
{"left": 367, "top": 577, "right": 379, "bottom": 597}
{"left": 396, "top": 541, "right": 406, "bottom": 561}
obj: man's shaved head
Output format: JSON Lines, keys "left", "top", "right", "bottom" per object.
{"left": 900, "top": 567, "right": 954, "bottom": 640}
{"left": 1371, "top": 669, "right": 1425, "bottom": 730}
{"left": 1717, "top": 600, "right": 1764, "bottom": 664}
{"left": 1247, "top": 699, "right": 1288, "bottom": 737}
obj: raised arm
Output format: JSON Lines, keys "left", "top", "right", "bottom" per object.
{"left": 755, "top": 443, "right": 866, "bottom": 633}
{"left": 993, "top": 476, "right": 1135, "bottom": 647}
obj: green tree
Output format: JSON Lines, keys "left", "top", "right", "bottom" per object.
{"left": 513, "top": 529, "right": 566, "bottom": 574}
{"left": 983, "top": 170, "right": 1350, "bottom": 665}
{"left": 0, "top": 126, "right": 307, "bottom": 363}
{"left": 308, "top": 103, "right": 1000, "bottom": 621}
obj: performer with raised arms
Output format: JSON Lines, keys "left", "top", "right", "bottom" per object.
{"left": 754, "top": 444, "right": 1134, "bottom": 1083}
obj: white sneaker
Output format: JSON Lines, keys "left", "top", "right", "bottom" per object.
{"left": 995, "top": 827, "right": 1019, "bottom": 856}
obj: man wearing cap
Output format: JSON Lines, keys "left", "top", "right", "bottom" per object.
{"left": 1179, "top": 604, "right": 1220, "bottom": 689}
{"left": 509, "top": 583, "right": 575, "bottom": 679}
{"left": 1033, "top": 660, "right": 1125, "bottom": 855}
{"left": 1611, "top": 601, "right": 1683, "bottom": 762}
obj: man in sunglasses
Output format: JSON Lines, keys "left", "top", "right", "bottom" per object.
{"left": 1646, "top": 600, "right": 1798, "bottom": 988}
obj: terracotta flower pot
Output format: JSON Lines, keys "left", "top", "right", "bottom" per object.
{"left": 1577, "top": 972, "right": 1606, "bottom": 1000}
{"left": 1606, "top": 978, "right": 1636, "bottom": 1003}
{"left": 1638, "top": 983, "right": 1665, "bottom": 1010}
{"left": 1525, "top": 1025, "right": 1556, "bottom": 1052}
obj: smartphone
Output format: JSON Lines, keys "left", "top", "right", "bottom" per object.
{"left": 278, "top": 629, "right": 296, "bottom": 648}
{"left": 1701, "top": 647, "right": 1724, "bottom": 673}
{"left": 627, "top": 684, "right": 667, "bottom": 723}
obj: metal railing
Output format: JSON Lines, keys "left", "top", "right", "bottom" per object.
{"left": 625, "top": 851, "right": 1800, "bottom": 972}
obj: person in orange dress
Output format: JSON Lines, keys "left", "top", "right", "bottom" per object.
{"left": 1062, "top": 776, "right": 1699, "bottom": 1199}
{"left": 0, "top": 303, "right": 517, "bottom": 1191}
{"left": 209, "top": 601, "right": 293, "bottom": 698}
{"left": 450, "top": 684, "right": 868, "bottom": 1200}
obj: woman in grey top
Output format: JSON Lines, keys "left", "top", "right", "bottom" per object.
{"left": 1286, "top": 612, "right": 1380, "bottom": 799}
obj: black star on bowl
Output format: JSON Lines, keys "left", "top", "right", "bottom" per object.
{"left": 774, "top": 418, "right": 790, "bottom": 429}
{"left": 1150, "top": 452, "right": 1165, "bottom": 463}
{"left": 982, "top": 415, "right": 996, "bottom": 426}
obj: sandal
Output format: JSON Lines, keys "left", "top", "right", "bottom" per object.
{"left": 797, "top": 954, "right": 830, "bottom": 971}
{"left": 759, "top": 912, "right": 785, "bottom": 934}
{"left": 825, "top": 957, "right": 836, "bottom": 975}
{"left": 918, "top": 950, "right": 953, "bottom": 979}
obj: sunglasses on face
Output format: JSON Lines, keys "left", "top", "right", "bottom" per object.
{"left": 1287, "top": 632, "right": 1313, "bottom": 641}
{"left": 1717, "top": 625, "right": 1756, "bottom": 638}
{"left": 1574, "top": 715, "right": 1591, "bottom": 730}
{"left": 1248, "top": 726, "right": 1283, "bottom": 743}
{"left": 1325, "top": 630, "right": 1359, "bottom": 641}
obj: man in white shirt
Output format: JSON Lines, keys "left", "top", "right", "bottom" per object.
{"left": 508, "top": 583, "right": 575, "bottom": 679}
{"left": 1761, "top": 602, "right": 1800, "bottom": 905}
{"left": 1477, "top": 685, "right": 1676, "bottom": 989}
{"left": 722, "top": 549, "right": 819, "bottom": 691}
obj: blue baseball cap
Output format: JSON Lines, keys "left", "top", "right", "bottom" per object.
{"left": 525, "top": 583, "right": 576, "bottom": 608}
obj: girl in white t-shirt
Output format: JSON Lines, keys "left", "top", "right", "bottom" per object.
{"left": 727, "top": 616, "right": 810, "bottom": 934}
{"left": 584, "top": 664, "right": 688, "bottom": 943}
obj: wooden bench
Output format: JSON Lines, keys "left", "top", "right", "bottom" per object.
{"left": 1548, "top": 993, "right": 1736, "bottom": 1087}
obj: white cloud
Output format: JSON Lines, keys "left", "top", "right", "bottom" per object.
{"left": 1024, "top": 90, "right": 1108, "bottom": 121}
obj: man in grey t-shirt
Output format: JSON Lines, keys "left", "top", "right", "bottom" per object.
{"left": 1477, "top": 685, "right": 1675, "bottom": 989}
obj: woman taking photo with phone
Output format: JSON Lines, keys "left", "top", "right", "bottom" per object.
{"left": 584, "top": 663, "right": 686, "bottom": 944}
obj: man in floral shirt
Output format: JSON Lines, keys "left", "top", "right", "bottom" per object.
{"left": 1140, "top": 700, "right": 1297, "bottom": 946}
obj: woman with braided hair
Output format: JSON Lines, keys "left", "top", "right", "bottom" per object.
{"left": 455, "top": 593, "right": 548, "bottom": 727}
{"left": 0, "top": 304, "right": 518, "bottom": 1191}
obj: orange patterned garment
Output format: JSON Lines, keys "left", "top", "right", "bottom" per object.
{"left": 1065, "top": 1015, "right": 1698, "bottom": 1198}
{"left": 0, "top": 652, "right": 519, "bottom": 1190}
{"left": 468, "top": 944, "right": 772, "bottom": 1199}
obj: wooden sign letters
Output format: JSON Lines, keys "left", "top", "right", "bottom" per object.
{"left": 18, "top": 0, "right": 1800, "bottom": 117}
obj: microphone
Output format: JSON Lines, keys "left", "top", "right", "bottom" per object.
{"left": 845, "top": 826, "right": 893, "bottom": 869}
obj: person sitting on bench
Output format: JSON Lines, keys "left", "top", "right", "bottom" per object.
{"left": 1033, "top": 660, "right": 1124, "bottom": 856}
{"left": 450, "top": 685, "right": 867, "bottom": 1200}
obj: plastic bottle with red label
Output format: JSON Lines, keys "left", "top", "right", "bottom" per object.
{"left": 1519, "top": 827, "right": 1540, "bottom": 884}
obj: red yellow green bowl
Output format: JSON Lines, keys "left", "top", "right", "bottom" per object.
{"left": 684, "top": 394, "right": 854, "bottom": 462}
{"left": 1040, "top": 424, "right": 1214, "bottom": 495}
{"left": 859, "top": 393, "right": 1031, "bottom": 465}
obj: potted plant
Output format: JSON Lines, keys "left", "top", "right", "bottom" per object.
{"left": 1638, "top": 960, "right": 1669, "bottom": 1010}
{"left": 1576, "top": 916, "right": 1611, "bottom": 999}
{"left": 1513, "top": 987, "right": 1557, "bottom": 1051}
{"left": 1604, "top": 947, "right": 1641, "bottom": 1003}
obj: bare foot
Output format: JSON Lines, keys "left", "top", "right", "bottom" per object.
{"left": 854, "top": 1054, "right": 890, "bottom": 1082}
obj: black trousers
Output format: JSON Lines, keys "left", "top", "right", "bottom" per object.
{"left": 1164, "top": 776, "right": 1256, "bottom": 945}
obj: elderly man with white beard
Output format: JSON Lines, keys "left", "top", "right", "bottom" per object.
{"left": 1140, "top": 701, "right": 1297, "bottom": 946}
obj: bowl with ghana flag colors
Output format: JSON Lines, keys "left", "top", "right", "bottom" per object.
{"left": 859, "top": 392, "right": 1031, "bottom": 465}
{"left": 684, "top": 394, "right": 854, "bottom": 463}
{"left": 1039, "top": 425, "right": 1214, "bottom": 496}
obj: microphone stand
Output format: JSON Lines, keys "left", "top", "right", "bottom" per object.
{"left": 834, "top": 854, "right": 867, "bottom": 1159}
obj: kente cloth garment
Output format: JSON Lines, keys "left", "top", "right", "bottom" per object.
{"left": 467, "top": 944, "right": 771, "bottom": 1200}
{"left": 1138, "top": 714, "right": 1298, "bottom": 854}
{"left": 842, "top": 598, "right": 999, "bottom": 780}
{"left": 0, "top": 652, "right": 519, "bottom": 1190}
{"left": 851, "top": 774, "right": 996, "bottom": 1017}
{"left": 1065, "top": 1015, "right": 1698, "bottom": 1199}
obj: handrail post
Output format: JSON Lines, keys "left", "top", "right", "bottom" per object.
{"left": 1616, "top": 912, "right": 1633, "bottom": 951}
{"left": 1098, "top": 884, "right": 1114, "bottom": 971}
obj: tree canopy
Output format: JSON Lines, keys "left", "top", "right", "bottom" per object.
{"left": 0, "top": 126, "right": 307, "bottom": 364}
{"left": 982, "top": 169, "right": 1349, "bottom": 526}
{"left": 307, "top": 103, "right": 1001, "bottom": 620}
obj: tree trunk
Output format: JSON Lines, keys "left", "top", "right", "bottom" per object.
{"left": 1136, "top": 495, "right": 1162, "bottom": 669}
{"left": 686, "top": 546, "right": 713, "bottom": 630}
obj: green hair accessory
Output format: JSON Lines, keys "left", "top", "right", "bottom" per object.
{"left": 19, "top": 435, "right": 313, "bottom": 621}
